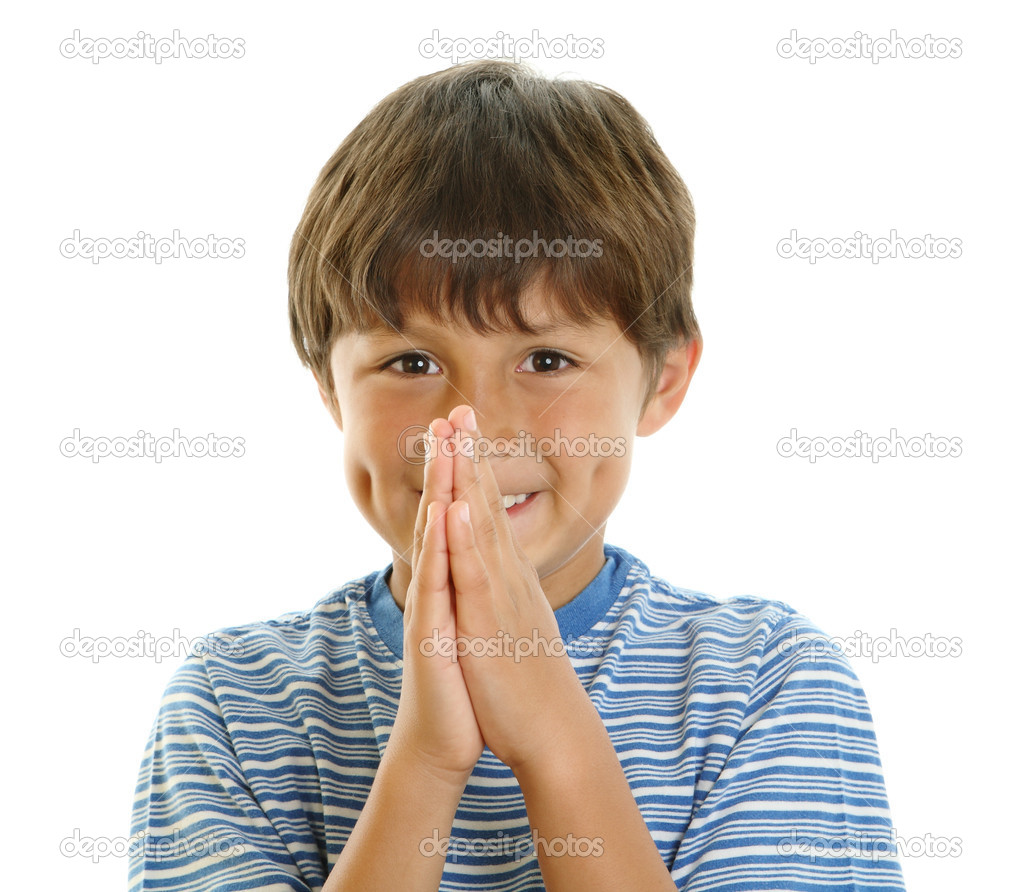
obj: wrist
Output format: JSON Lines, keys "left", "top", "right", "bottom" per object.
{"left": 383, "top": 733, "right": 476, "bottom": 795}
{"left": 508, "top": 677, "right": 602, "bottom": 785}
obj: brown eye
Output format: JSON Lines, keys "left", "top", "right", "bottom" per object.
{"left": 387, "top": 353, "right": 440, "bottom": 375}
{"left": 523, "top": 350, "right": 573, "bottom": 373}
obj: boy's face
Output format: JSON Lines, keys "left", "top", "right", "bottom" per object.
{"left": 323, "top": 282, "right": 699, "bottom": 610}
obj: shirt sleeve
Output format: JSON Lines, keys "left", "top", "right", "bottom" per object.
{"left": 129, "top": 655, "right": 321, "bottom": 892}
{"left": 670, "top": 614, "right": 906, "bottom": 891}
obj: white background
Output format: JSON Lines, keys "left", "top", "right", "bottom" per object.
{"left": 3, "top": 2, "right": 1018, "bottom": 889}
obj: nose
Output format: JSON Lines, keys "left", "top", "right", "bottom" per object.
{"left": 439, "top": 374, "right": 525, "bottom": 445}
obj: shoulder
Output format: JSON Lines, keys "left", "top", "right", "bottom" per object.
{"left": 158, "top": 569, "right": 390, "bottom": 697}
{"left": 614, "top": 548, "right": 807, "bottom": 644}
{"left": 608, "top": 548, "right": 860, "bottom": 686}
{"left": 209, "top": 570, "right": 380, "bottom": 658}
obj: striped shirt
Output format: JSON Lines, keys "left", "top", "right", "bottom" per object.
{"left": 130, "top": 544, "right": 905, "bottom": 890}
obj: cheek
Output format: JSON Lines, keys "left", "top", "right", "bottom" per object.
{"left": 540, "top": 398, "right": 635, "bottom": 464}
{"left": 341, "top": 421, "right": 423, "bottom": 549}
{"left": 342, "top": 420, "right": 410, "bottom": 505}
{"left": 553, "top": 438, "right": 633, "bottom": 506}
{"left": 533, "top": 390, "right": 635, "bottom": 493}
{"left": 341, "top": 434, "right": 374, "bottom": 521}
{"left": 593, "top": 443, "right": 633, "bottom": 493}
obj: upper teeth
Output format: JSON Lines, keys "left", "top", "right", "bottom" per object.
{"left": 501, "top": 493, "right": 530, "bottom": 508}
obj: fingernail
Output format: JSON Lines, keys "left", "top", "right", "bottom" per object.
{"left": 456, "top": 502, "right": 470, "bottom": 525}
{"left": 463, "top": 408, "right": 476, "bottom": 431}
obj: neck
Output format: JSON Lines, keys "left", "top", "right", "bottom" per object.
{"left": 387, "top": 534, "right": 608, "bottom": 613}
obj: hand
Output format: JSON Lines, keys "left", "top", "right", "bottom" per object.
{"left": 441, "top": 406, "right": 590, "bottom": 775}
{"left": 387, "top": 421, "right": 485, "bottom": 784}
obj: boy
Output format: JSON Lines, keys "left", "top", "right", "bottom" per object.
{"left": 131, "top": 60, "right": 905, "bottom": 891}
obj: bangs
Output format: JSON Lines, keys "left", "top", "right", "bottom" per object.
{"left": 342, "top": 230, "right": 620, "bottom": 338}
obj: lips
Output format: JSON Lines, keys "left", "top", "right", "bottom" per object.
{"left": 414, "top": 490, "right": 539, "bottom": 511}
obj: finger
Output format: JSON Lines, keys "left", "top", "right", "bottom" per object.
{"left": 410, "top": 427, "right": 454, "bottom": 573}
{"left": 450, "top": 427, "right": 487, "bottom": 526}
{"left": 445, "top": 499, "right": 494, "bottom": 617}
{"left": 448, "top": 407, "right": 515, "bottom": 561}
{"left": 409, "top": 432, "right": 433, "bottom": 573}
{"left": 408, "top": 500, "right": 453, "bottom": 634}
{"left": 431, "top": 417, "right": 455, "bottom": 440}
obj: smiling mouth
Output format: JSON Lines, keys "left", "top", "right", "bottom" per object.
{"left": 415, "top": 491, "right": 538, "bottom": 510}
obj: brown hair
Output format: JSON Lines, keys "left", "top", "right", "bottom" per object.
{"left": 288, "top": 60, "right": 699, "bottom": 408}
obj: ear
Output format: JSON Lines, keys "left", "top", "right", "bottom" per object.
{"left": 315, "top": 371, "right": 344, "bottom": 432}
{"left": 636, "top": 336, "right": 702, "bottom": 437}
